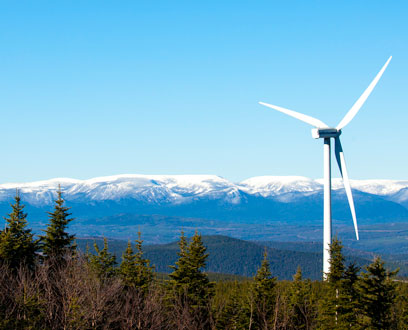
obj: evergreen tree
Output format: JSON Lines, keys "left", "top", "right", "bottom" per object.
{"left": 0, "top": 192, "right": 39, "bottom": 270}
{"left": 168, "top": 231, "right": 214, "bottom": 324}
{"left": 357, "top": 257, "right": 398, "bottom": 329}
{"left": 216, "top": 284, "right": 251, "bottom": 330}
{"left": 337, "top": 262, "right": 360, "bottom": 328}
{"left": 318, "top": 236, "right": 347, "bottom": 329}
{"left": 252, "top": 250, "right": 276, "bottom": 329}
{"left": 393, "top": 282, "right": 408, "bottom": 329}
{"left": 40, "top": 187, "right": 75, "bottom": 261}
{"left": 120, "top": 240, "right": 136, "bottom": 285}
{"left": 119, "top": 232, "right": 154, "bottom": 290}
{"left": 327, "top": 236, "right": 345, "bottom": 284}
{"left": 133, "top": 231, "right": 154, "bottom": 288}
{"left": 169, "top": 230, "right": 188, "bottom": 290}
{"left": 89, "top": 237, "right": 117, "bottom": 280}
{"left": 289, "top": 266, "right": 315, "bottom": 330}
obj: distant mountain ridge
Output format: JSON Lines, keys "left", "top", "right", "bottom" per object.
{"left": 2, "top": 174, "right": 408, "bottom": 204}
{"left": 2, "top": 174, "right": 408, "bottom": 253}
{"left": 1, "top": 174, "right": 408, "bottom": 225}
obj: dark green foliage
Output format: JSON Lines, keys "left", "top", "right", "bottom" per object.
{"left": 120, "top": 240, "right": 136, "bottom": 285}
{"left": 168, "top": 231, "right": 215, "bottom": 327}
{"left": 40, "top": 188, "right": 75, "bottom": 261}
{"left": 318, "top": 237, "right": 354, "bottom": 329}
{"left": 288, "top": 266, "right": 316, "bottom": 329}
{"left": 214, "top": 282, "right": 252, "bottom": 330}
{"left": 357, "top": 257, "right": 398, "bottom": 329}
{"left": 141, "top": 235, "right": 325, "bottom": 279}
{"left": 394, "top": 282, "right": 408, "bottom": 329}
{"left": 337, "top": 262, "right": 360, "bottom": 328}
{"left": 168, "top": 231, "right": 188, "bottom": 288}
{"left": 253, "top": 250, "right": 276, "bottom": 329}
{"left": 327, "top": 236, "right": 345, "bottom": 284}
{"left": 119, "top": 232, "right": 154, "bottom": 290}
{"left": 89, "top": 237, "right": 117, "bottom": 279}
{"left": 0, "top": 192, "right": 38, "bottom": 270}
{"left": 168, "top": 231, "right": 214, "bottom": 302}
{"left": 76, "top": 235, "right": 397, "bottom": 280}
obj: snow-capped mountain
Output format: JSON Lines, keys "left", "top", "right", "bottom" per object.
{"left": 1, "top": 174, "right": 408, "bottom": 230}
{"left": 2, "top": 174, "right": 408, "bottom": 203}
{"left": 0, "top": 174, "right": 242, "bottom": 206}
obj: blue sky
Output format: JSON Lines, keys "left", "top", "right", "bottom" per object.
{"left": 0, "top": 1, "right": 407, "bottom": 182}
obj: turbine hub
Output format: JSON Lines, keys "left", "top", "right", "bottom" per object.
{"left": 311, "top": 128, "right": 341, "bottom": 139}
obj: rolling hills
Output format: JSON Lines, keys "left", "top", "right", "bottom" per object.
{"left": 77, "top": 235, "right": 402, "bottom": 280}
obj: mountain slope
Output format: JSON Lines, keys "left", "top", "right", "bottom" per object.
{"left": 1, "top": 174, "right": 408, "bottom": 221}
{"left": 77, "top": 235, "right": 393, "bottom": 280}
{"left": 1, "top": 174, "right": 408, "bottom": 251}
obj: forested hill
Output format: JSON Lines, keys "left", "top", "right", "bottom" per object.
{"left": 77, "top": 235, "right": 378, "bottom": 280}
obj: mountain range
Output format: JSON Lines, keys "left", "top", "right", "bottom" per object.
{"left": 1, "top": 174, "right": 407, "bottom": 254}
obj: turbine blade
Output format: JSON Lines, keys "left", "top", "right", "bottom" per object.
{"left": 337, "top": 56, "right": 392, "bottom": 130}
{"left": 259, "top": 102, "right": 329, "bottom": 128}
{"left": 335, "top": 137, "right": 359, "bottom": 240}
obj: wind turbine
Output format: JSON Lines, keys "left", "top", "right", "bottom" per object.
{"left": 259, "top": 56, "right": 392, "bottom": 278}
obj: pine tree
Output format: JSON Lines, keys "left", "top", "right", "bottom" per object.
{"left": 0, "top": 192, "right": 39, "bottom": 270}
{"left": 357, "top": 257, "right": 398, "bottom": 329}
{"left": 252, "top": 250, "right": 276, "bottom": 329}
{"left": 89, "top": 237, "right": 117, "bottom": 280}
{"left": 40, "top": 187, "right": 75, "bottom": 261}
{"left": 119, "top": 232, "right": 154, "bottom": 290}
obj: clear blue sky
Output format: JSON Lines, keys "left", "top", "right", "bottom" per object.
{"left": 0, "top": 1, "right": 407, "bottom": 183}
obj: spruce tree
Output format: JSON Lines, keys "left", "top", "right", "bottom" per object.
{"left": 357, "top": 257, "right": 398, "bottom": 329}
{"left": 119, "top": 232, "right": 154, "bottom": 290}
{"left": 40, "top": 187, "right": 75, "bottom": 261}
{"left": 216, "top": 284, "right": 251, "bottom": 330}
{"left": 252, "top": 250, "right": 276, "bottom": 329}
{"left": 169, "top": 230, "right": 188, "bottom": 290}
{"left": 89, "top": 237, "right": 117, "bottom": 280}
{"left": 289, "top": 266, "right": 315, "bottom": 330}
{"left": 327, "top": 236, "right": 345, "bottom": 284}
{"left": 338, "top": 262, "right": 360, "bottom": 327}
{"left": 168, "top": 231, "right": 214, "bottom": 322}
{"left": 133, "top": 231, "right": 154, "bottom": 289}
{"left": 120, "top": 241, "right": 136, "bottom": 286}
{"left": 394, "top": 282, "right": 408, "bottom": 329}
{"left": 0, "top": 192, "right": 39, "bottom": 270}
{"left": 318, "top": 236, "right": 347, "bottom": 329}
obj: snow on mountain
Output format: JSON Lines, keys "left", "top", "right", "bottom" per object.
{"left": 239, "top": 176, "right": 322, "bottom": 197}
{"left": 329, "top": 179, "right": 408, "bottom": 196}
{"left": 0, "top": 174, "right": 242, "bottom": 206}
{"left": 1, "top": 174, "right": 408, "bottom": 206}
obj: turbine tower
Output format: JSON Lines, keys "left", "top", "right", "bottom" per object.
{"left": 259, "top": 56, "right": 392, "bottom": 278}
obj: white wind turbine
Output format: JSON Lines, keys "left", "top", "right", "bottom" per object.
{"left": 259, "top": 56, "right": 392, "bottom": 278}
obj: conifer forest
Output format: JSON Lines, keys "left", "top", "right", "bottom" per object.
{"left": 1, "top": 191, "right": 408, "bottom": 329}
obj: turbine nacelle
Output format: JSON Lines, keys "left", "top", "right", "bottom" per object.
{"left": 311, "top": 128, "right": 341, "bottom": 139}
